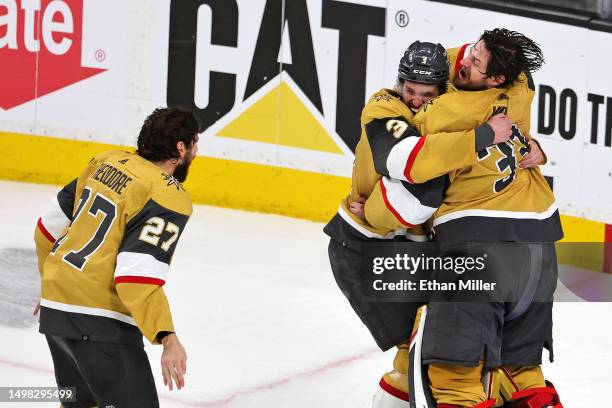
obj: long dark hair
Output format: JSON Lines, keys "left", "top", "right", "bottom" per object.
{"left": 481, "top": 28, "right": 544, "bottom": 87}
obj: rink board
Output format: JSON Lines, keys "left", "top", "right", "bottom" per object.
{"left": 1, "top": 1, "right": 611, "bottom": 269}
{"left": 2, "top": 130, "right": 612, "bottom": 275}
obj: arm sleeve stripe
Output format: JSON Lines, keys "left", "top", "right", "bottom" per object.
{"left": 386, "top": 135, "right": 420, "bottom": 181}
{"left": 120, "top": 199, "right": 189, "bottom": 264}
{"left": 454, "top": 43, "right": 470, "bottom": 78}
{"left": 39, "top": 196, "right": 71, "bottom": 240}
{"left": 380, "top": 178, "right": 415, "bottom": 228}
{"left": 115, "top": 276, "right": 166, "bottom": 286}
{"left": 114, "top": 252, "right": 169, "bottom": 284}
{"left": 37, "top": 218, "right": 56, "bottom": 243}
{"left": 380, "top": 177, "right": 437, "bottom": 227}
{"left": 403, "top": 136, "right": 426, "bottom": 184}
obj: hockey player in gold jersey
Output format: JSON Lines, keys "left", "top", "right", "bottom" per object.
{"left": 353, "top": 30, "right": 563, "bottom": 408}
{"left": 324, "top": 41, "right": 519, "bottom": 407}
{"left": 34, "top": 107, "right": 200, "bottom": 407}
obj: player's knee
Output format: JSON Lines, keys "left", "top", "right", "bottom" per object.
{"left": 429, "top": 362, "right": 494, "bottom": 407}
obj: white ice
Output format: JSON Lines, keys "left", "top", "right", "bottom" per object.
{"left": 0, "top": 180, "right": 609, "bottom": 407}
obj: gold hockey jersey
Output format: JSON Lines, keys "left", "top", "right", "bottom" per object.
{"left": 35, "top": 150, "right": 192, "bottom": 345}
{"left": 324, "top": 87, "right": 489, "bottom": 244}
{"left": 363, "top": 45, "right": 562, "bottom": 242}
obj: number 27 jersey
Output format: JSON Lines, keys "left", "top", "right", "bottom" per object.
{"left": 37, "top": 150, "right": 192, "bottom": 345}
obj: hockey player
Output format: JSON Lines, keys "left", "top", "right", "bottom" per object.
{"left": 324, "top": 41, "right": 515, "bottom": 407}
{"left": 33, "top": 107, "right": 200, "bottom": 407}
{"left": 356, "top": 29, "right": 563, "bottom": 407}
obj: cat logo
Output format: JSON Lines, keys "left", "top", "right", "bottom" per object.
{"left": 166, "top": 0, "right": 386, "bottom": 152}
{"left": 386, "top": 119, "right": 409, "bottom": 139}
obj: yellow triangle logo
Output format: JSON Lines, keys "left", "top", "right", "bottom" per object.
{"left": 217, "top": 82, "right": 343, "bottom": 154}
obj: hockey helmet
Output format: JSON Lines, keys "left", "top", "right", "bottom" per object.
{"left": 398, "top": 41, "right": 449, "bottom": 85}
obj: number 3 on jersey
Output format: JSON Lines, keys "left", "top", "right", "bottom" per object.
{"left": 478, "top": 125, "right": 529, "bottom": 193}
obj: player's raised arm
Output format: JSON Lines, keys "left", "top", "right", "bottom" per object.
{"left": 366, "top": 120, "right": 508, "bottom": 184}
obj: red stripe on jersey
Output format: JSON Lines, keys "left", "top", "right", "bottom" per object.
{"left": 403, "top": 136, "right": 426, "bottom": 184}
{"left": 115, "top": 276, "right": 165, "bottom": 286}
{"left": 455, "top": 43, "right": 470, "bottom": 78}
{"left": 379, "top": 181, "right": 416, "bottom": 228}
{"left": 604, "top": 224, "right": 612, "bottom": 274}
{"left": 379, "top": 377, "right": 409, "bottom": 401}
{"left": 409, "top": 327, "right": 418, "bottom": 347}
{"left": 37, "top": 218, "right": 56, "bottom": 243}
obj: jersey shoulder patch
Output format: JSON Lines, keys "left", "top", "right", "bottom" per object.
{"left": 150, "top": 175, "right": 193, "bottom": 217}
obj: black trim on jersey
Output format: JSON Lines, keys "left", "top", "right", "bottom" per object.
{"left": 474, "top": 124, "right": 495, "bottom": 151}
{"left": 433, "top": 210, "right": 564, "bottom": 242}
{"left": 120, "top": 199, "right": 189, "bottom": 264}
{"left": 323, "top": 213, "right": 366, "bottom": 252}
{"left": 365, "top": 116, "right": 420, "bottom": 177}
{"left": 57, "top": 178, "right": 77, "bottom": 220}
{"left": 544, "top": 176, "right": 554, "bottom": 191}
{"left": 403, "top": 175, "right": 448, "bottom": 209}
{"left": 525, "top": 71, "right": 536, "bottom": 92}
{"left": 323, "top": 213, "right": 420, "bottom": 253}
{"left": 39, "top": 306, "right": 143, "bottom": 345}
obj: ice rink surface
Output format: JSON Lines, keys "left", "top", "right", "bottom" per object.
{"left": 0, "top": 180, "right": 609, "bottom": 407}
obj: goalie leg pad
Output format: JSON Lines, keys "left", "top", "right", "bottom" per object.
{"left": 504, "top": 381, "right": 562, "bottom": 408}
{"left": 437, "top": 400, "right": 496, "bottom": 408}
{"left": 373, "top": 342, "right": 410, "bottom": 407}
{"left": 373, "top": 376, "right": 410, "bottom": 408}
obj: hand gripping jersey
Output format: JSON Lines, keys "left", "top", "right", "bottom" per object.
{"left": 364, "top": 45, "right": 562, "bottom": 242}
{"left": 323, "top": 88, "right": 483, "bottom": 245}
{"left": 34, "top": 150, "right": 192, "bottom": 345}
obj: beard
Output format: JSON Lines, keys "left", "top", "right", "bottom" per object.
{"left": 453, "top": 78, "right": 489, "bottom": 91}
{"left": 173, "top": 157, "right": 192, "bottom": 182}
{"left": 453, "top": 66, "right": 489, "bottom": 91}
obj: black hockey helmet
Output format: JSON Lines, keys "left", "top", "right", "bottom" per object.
{"left": 398, "top": 41, "right": 449, "bottom": 85}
